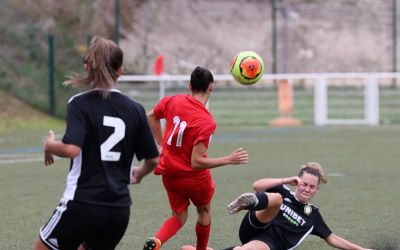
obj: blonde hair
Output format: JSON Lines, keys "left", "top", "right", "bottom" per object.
{"left": 63, "top": 36, "right": 123, "bottom": 97}
{"left": 298, "top": 162, "right": 328, "bottom": 184}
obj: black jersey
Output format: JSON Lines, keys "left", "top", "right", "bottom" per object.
{"left": 61, "top": 89, "right": 158, "bottom": 207}
{"left": 266, "top": 185, "right": 332, "bottom": 249}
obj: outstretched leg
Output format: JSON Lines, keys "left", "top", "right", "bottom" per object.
{"left": 227, "top": 192, "right": 282, "bottom": 247}
{"left": 230, "top": 240, "right": 271, "bottom": 250}
{"left": 143, "top": 209, "right": 187, "bottom": 250}
{"left": 228, "top": 192, "right": 282, "bottom": 218}
{"left": 254, "top": 193, "right": 282, "bottom": 223}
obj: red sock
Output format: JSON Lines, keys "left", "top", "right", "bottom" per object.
{"left": 155, "top": 216, "right": 182, "bottom": 244}
{"left": 195, "top": 222, "right": 211, "bottom": 250}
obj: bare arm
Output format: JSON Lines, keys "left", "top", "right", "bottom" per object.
{"left": 130, "top": 156, "right": 159, "bottom": 184}
{"left": 147, "top": 109, "right": 163, "bottom": 146}
{"left": 44, "top": 130, "right": 80, "bottom": 166}
{"left": 190, "top": 141, "right": 248, "bottom": 170}
{"left": 324, "top": 233, "right": 372, "bottom": 250}
{"left": 253, "top": 176, "right": 301, "bottom": 192}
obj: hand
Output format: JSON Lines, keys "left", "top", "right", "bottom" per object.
{"left": 130, "top": 167, "right": 143, "bottom": 184}
{"left": 157, "top": 145, "right": 163, "bottom": 155}
{"left": 44, "top": 130, "right": 56, "bottom": 166}
{"left": 284, "top": 176, "right": 302, "bottom": 186}
{"left": 229, "top": 148, "right": 249, "bottom": 165}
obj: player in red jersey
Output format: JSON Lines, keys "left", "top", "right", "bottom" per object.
{"left": 140, "top": 66, "right": 248, "bottom": 250}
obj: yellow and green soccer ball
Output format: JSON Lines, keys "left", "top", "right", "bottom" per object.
{"left": 230, "top": 51, "right": 264, "bottom": 85}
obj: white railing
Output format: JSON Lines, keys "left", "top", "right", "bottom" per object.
{"left": 118, "top": 72, "right": 400, "bottom": 126}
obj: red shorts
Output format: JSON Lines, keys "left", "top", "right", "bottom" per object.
{"left": 162, "top": 175, "right": 215, "bottom": 214}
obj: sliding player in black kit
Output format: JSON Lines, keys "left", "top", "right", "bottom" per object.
{"left": 222, "top": 162, "right": 372, "bottom": 250}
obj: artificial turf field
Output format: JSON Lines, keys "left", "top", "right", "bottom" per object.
{"left": 1, "top": 124, "right": 399, "bottom": 249}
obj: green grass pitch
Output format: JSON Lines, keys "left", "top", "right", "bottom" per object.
{"left": 0, "top": 125, "right": 399, "bottom": 249}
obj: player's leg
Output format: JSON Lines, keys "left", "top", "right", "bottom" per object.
{"left": 35, "top": 199, "right": 84, "bottom": 250}
{"left": 179, "top": 204, "right": 213, "bottom": 250}
{"left": 83, "top": 206, "right": 130, "bottom": 250}
{"left": 195, "top": 203, "right": 212, "bottom": 250}
{"left": 254, "top": 193, "right": 282, "bottom": 223}
{"left": 143, "top": 206, "right": 188, "bottom": 250}
{"left": 157, "top": 208, "right": 188, "bottom": 238}
{"left": 35, "top": 240, "right": 89, "bottom": 250}
{"left": 180, "top": 176, "right": 215, "bottom": 250}
{"left": 192, "top": 176, "right": 215, "bottom": 250}
{"left": 227, "top": 192, "right": 282, "bottom": 222}
{"left": 35, "top": 240, "right": 85, "bottom": 250}
{"left": 222, "top": 210, "right": 277, "bottom": 250}
{"left": 231, "top": 240, "right": 271, "bottom": 250}
{"left": 34, "top": 239, "right": 50, "bottom": 250}
{"left": 221, "top": 213, "right": 276, "bottom": 250}
{"left": 143, "top": 176, "right": 189, "bottom": 249}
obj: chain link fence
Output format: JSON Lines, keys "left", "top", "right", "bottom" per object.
{"left": 0, "top": 0, "right": 399, "bottom": 120}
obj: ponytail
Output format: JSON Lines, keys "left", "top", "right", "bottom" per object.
{"left": 63, "top": 36, "right": 123, "bottom": 97}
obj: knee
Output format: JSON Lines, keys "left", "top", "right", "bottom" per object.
{"left": 197, "top": 205, "right": 211, "bottom": 215}
{"left": 196, "top": 205, "right": 211, "bottom": 225}
{"left": 268, "top": 193, "right": 283, "bottom": 208}
{"left": 173, "top": 209, "right": 188, "bottom": 225}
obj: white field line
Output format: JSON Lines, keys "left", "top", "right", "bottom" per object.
{"left": 0, "top": 153, "right": 41, "bottom": 158}
{"left": 327, "top": 172, "right": 346, "bottom": 177}
{"left": 0, "top": 154, "right": 61, "bottom": 165}
{"left": 0, "top": 156, "right": 43, "bottom": 164}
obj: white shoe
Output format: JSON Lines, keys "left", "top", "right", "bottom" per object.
{"left": 227, "top": 193, "right": 257, "bottom": 214}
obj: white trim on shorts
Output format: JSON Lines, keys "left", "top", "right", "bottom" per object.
{"left": 247, "top": 211, "right": 271, "bottom": 229}
{"left": 39, "top": 198, "right": 69, "bottom": 250}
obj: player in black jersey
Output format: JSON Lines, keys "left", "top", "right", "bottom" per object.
{"left": 223, "top": 162, "right": 372, "bottom": 250}
{"left": 34, "top": 36, "right": 159, "bottom": 250}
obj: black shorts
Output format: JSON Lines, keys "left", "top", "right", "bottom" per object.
{"left": 239, "top": 211, "right": 279, "bottom": 250}
{"left": 39, "top": 198, "right": 130, "bottom": 250}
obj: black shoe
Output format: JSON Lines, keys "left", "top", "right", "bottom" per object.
{"left": 143, "top": 237, "right": 161, "bottom": 250}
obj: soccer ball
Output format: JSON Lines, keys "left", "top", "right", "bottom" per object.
{"left": 230, "top": 51, "right": 264, "bottom": 85}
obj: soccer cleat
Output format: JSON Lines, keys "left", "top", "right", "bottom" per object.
{"left": 227, "top": 192, "right": 257, "bottom": 214}
{"left": 143, "top": 237, "right": 161, "bottom": 250}
{"left": 180, "top": 245, "right": 214, "bottom": 250}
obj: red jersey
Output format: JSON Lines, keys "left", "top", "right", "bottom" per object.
{"left": 153, "top": 94, "right": 216, "bottom": 178}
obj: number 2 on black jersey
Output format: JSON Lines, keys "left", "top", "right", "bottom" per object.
{"left": 100, "top": 116, "right": 125, "bottom": 161}
{"left": 167, "top": 116, "right": 187, "bottom": 147}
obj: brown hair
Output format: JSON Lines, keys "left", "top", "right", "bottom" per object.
{"left": 298, "top": 162, "right": 328, "bottom": 185}
{"left": 63, "top": 36, "right": 123, "bottom": 97}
